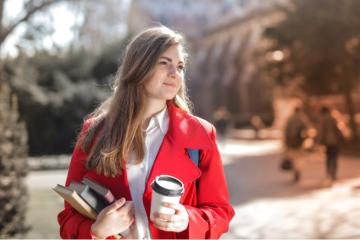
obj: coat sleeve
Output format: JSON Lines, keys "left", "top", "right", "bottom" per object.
{"left": 57, "top": 120, "right": 97, "bottom": 239}
{"left": 184, "top": 124, "right": 235, "bottom": 239}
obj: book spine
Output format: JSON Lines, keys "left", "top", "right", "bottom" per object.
{"left": 93, "top": 190, "right": 115, "bottom": 204}
{"left": 79, "top": 185, "right": 108, "bottom": 213}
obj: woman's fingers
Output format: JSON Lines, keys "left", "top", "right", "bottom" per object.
{"left": 152, "top": 202, "right": 184, "bottom": 221}
{"left": 118, "top": 201, "right": 134, "bottom": 213}
{"left": 150, "top": 203, "right": 189, "bottom": 232}
{"left": 129, "top": 207, "right": 135, "bottom": 218}
{"left": 105, "top": 198, "right": 126, "bottom": 214}
{"left": 152, "top": 212, "right": 183, "bottom": 222}
{"left": 151, "top": 217, "right": 178, "bottom": 232}
{"left": 164, "top": 202, "right": 183, "bottom": 212}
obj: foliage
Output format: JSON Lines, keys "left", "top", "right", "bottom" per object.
{"left": 0, "top": 82, "right": 29, "bottom": 238}
{"left": 4, "top": 37, "right": 131, "bottom": 155}
{"left": 262, "top": 0, "right": 360, "bottom": 139}
{"left": 264, "top": 0, "right": 360, "bottom": 95}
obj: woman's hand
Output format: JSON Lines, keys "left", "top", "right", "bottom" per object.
{"left": 150, "top": 202, "right": 189, "bottom": 232}
{"left": 91, "top": 198, "right": 134, "bottom": 239}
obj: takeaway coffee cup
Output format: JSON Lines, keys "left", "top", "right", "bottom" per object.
{"left": 150, "top": 175, "right": 184, "bottom": 217}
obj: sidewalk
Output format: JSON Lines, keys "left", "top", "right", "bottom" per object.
{"left": 219, "top": 139, "right": 360, "bottom": 239}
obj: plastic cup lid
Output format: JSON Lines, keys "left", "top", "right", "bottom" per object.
{"left": 151, "top": 175, "right": 184, "bottom": 197}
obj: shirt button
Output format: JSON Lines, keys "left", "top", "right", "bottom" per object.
{"left": 142, "top": 168, "right": 146, "bottom": 172}
{"left": 141, "top": 190, "right": 144, "bottom": 195}
{"left": 142, "top": 213, "right": 146, "bottom": 218}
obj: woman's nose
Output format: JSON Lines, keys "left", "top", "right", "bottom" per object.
{"left": 168, "top": 66, "right": 179, "bottom": 79}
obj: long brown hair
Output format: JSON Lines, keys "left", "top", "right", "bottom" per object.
{"left": 78, "top": 26, "right": 192, "bottom": 177}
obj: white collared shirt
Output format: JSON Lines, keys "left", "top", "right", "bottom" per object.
{"left": 125, "top": 105, "right": 169, "bottom": 240}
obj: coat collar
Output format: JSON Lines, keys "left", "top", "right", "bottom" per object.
{"left": 166, "top": 100, "right": 215, "bottom": 150}
{"left": 142, "top": 101, "right": 215, "bottom": 197}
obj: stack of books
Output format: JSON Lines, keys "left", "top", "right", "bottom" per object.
{"left": 53, "top": 176, "right": 130, "bottom": 238}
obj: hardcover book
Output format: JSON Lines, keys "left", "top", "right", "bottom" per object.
{"left": 69, "top": 181, "right": 108, "bottom": 213}
{"left": 53, "top": 183, "right": 123, "bottom": 239}
{"left": 53, "top": 184, "right": 97, "bottom": 220}
{"left": 82, "top": 176, "right": 116, "bottom": 204}
{"left": 80, "top": 177, "right": 130, "bottom": 237}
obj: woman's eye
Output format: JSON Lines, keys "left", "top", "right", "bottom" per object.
{"left": 159, "top": 61, "right": 167, "bottom": 65}
{"left": 177, "top": 66, "right": 184, "bottom": 70}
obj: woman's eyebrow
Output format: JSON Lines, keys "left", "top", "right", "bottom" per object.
{"left": 160, "top": 56, "right": 184, "bottom": 64}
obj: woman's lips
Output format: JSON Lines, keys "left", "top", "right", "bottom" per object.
{"left": 163, "top": 82, "right": 176, "bottom": 88}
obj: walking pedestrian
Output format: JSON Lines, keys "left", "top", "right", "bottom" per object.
{"left": 317, "top": 106, "right": 344, "bottom": 181}
{"left": 57, "top": 26, "right": 234, "bottom": 239}
{"left": 284, "top": 107, "right": 308, "bottom": 182}
{"left": 251, "top": 115, "right": 264, "bottom": 139}
{"left": 213, "top": 106, "right": 231, "bottom": 139}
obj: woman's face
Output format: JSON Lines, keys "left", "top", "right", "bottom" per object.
{"left": 144, "top": 44, "right": 185, "bottom": 102}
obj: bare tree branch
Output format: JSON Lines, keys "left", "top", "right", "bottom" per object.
{"left": 0, "top": 0, "right": 4, "bottom": 39}
{"left": 0, "top": 0, "right": 63, "bottom": 45}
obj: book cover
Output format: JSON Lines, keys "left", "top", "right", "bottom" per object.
{"left": 69, "top": 181, "right": 108, "bottom": 213}
{"left": 52, "top": 184, "right": 97, "bottom": 220}
{"left": 53, "top": 184, "right": 122, "bottom": 239}
{"left": 81, "top": 177, "right": 130, "bottom": 237}
{"left": 82, "top": 176, "right": 116, "bottom": 204}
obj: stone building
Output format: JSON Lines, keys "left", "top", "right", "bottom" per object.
{"left": 128, "top": 0, "right": 288, "bottom": 126}
{"left": 189, "top": 0, "right": 289, "bottom": 125}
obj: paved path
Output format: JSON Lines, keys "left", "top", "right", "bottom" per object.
{"left": 26, "top": 169, "right": 69, "bottom": 189}
{"left": 25, "top": 139, "right": 360, "bottom": 239}
{"left": 219, "top": 139, "right": 360, "bottom": 239}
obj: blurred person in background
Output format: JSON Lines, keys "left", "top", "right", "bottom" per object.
{"left": 57, "top": 26, "right": 234, "bottom": 239}
{"left": 317, "top": 106, "right": 344, "bottom": 181}
{"left": 251, "top": 115, "right": 265, "bottom": 139}
{"left": 284, "top": 107, "right": 309, "bottom": 183}
{"left": 213, "top": 106, "right": 231, "bottom": 139}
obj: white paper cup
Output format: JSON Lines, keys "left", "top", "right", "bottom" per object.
{"left": 150, "top": 175, "right": 184, "bottom": 218}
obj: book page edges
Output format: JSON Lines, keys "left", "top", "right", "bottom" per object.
{"left": 53, "top": 185, "right": 97, "bottom": 220}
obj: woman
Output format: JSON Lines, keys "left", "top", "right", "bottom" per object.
{"left": 284, "top": 107, "right": 308, "bottom": 183}
{"left": 58, "top": 26, "right": 234, "bottom": 239}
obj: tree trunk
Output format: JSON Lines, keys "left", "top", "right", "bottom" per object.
{"left": 0, "top": 0, "right": 5, "bottom": 67}
{"left": 344, "top": 87, "right": 358, "bottom": 142}
{"left": 0, "top": 0, "right": 4, "bottom": 40}
{"left": 0, "top": 79, "right": 29, "bottom": 238}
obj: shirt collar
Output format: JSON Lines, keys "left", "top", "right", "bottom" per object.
{"left": 155, "top": 105, "right": 169, "bottom": 134}
{"left": 144, "top": 105, "right": 169, "bottom": 135}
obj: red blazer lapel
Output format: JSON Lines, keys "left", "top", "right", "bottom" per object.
{"left": 143, "top": 101, "right": 216, "bottom": 238}
{"left": 144, "top": 101, "right": 215, "bottom": 197}
{"left": 144, "top": 134, "right": 201, "bottom": 239}
{"left": 166, "top": 101, "right": 215, "bottom": 150}
{"left": 144, "top": 134, "right": 201, "bottom": 197}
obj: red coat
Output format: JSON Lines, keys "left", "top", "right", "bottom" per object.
{"left": 58, "top": 101, "right": 235, "bottom": 239}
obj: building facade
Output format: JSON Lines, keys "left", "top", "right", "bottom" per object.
{"left": 128, "top": 0, "right": 287, "bottom": 125}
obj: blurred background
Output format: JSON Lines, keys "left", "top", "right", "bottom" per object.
{"left": 1, "top": 0, "right": 360, "bottom": 238}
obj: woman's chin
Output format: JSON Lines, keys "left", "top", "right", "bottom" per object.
{"left": 160, "top": 93, "right": 177, "bottom": 101}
